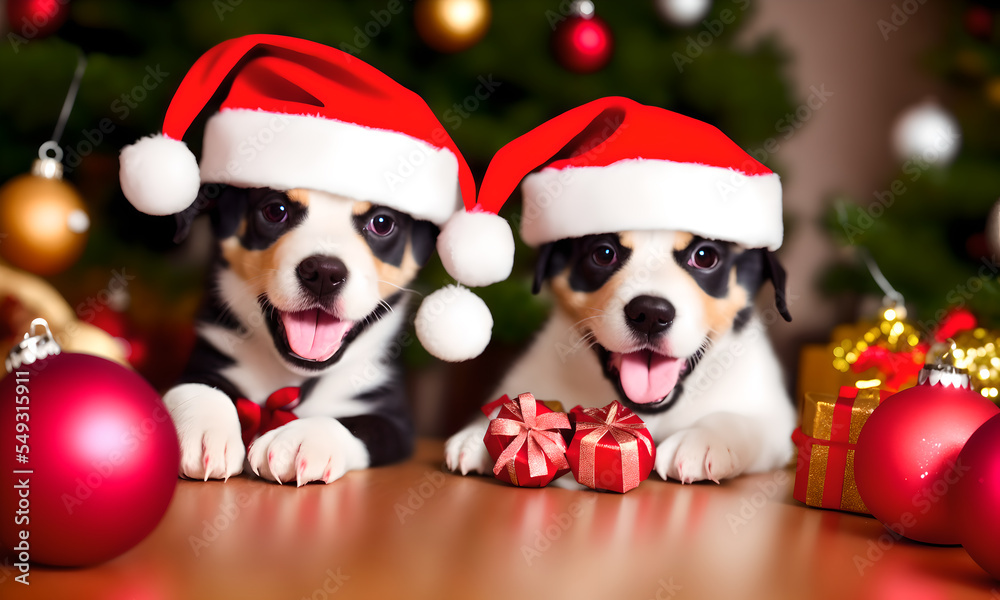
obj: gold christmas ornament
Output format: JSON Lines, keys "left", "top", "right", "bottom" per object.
{"left": 987, "top": 78, "right": 1000, "bottom": 108}
{"left": 415, "top": 0, "right": 491, "bottom": 53}
{"left": 0, "top": 151, "right": 89, "bottom": 275}
{"left": 939, "top": 329, "right": 1000, "bottom": 400}
{"left": 830, "top": 304, "right": 925, "bottom": 391}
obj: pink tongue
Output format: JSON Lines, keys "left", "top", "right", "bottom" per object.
{"left": 617, "top": 351, "right": 684, "bottom": 404}
{"left": 280, "top": 309, "right": 352, "bottom": 361}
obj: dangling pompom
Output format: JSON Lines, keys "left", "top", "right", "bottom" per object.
{"left": 119, "top": 134, "right": 201, "bottom": 216}
{"left": 437, "top": 210, "right": 514, "bottom": 287}
{"left": 415, "top": 284, "right": 493, "bottom": 362}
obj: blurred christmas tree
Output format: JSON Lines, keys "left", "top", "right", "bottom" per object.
{"left": 0, "top": 0, "right": 797, "bottom": 387}
{"left": 823, "top": 1, "right": 1000, "bottom": 329}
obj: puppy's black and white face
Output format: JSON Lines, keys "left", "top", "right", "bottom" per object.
{"left": 192, "top": 186, "right": 437, "bottom": 374}
{"left": 536, "top": 231, "right": 788, "bottom": 411}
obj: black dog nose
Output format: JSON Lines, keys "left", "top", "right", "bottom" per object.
{"left": 624, "top": 295, "right": 676, "bottom": 337}
{"left": 296, "top": 255, "right": 348, "bottom": 299}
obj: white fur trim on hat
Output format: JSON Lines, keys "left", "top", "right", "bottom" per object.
{"left": 415, "top": 284, "right": 493, "bottom": 362}
{"left": 437, "top": 210, "right": 514, "bottom": 287}
{"left": 119, "top": 134, "right": 201, "bottom": 216}
{"left": 199, "top": 109, "right": 462, "bottom": 225}
{"left": 521, "top": 159, "right": 783, "bottom": 250}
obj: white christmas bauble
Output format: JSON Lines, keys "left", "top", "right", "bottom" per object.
{"left": 891, "top": 101, "right": 961, "bottom": 167}
{"left": 657, "top": 0, "right": 712, "bottom": 26}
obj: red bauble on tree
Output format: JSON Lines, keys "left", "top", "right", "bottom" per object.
{"left": 965, "top": 5, "right": 994, "bottom": 39}
{"left": 854, "top": 350, "right": 999, "bottom": 545}
{"left": 952, "top": 413, "right": 1000, "bottom": 578}
{"left": 0, "top": 320, "right": 179, "bottom": 566}
{"left": 6, "top": 0, "right": 71, "bottom": 40}
{"left": 552, "top": 0, "right": 613, "bottom": 74}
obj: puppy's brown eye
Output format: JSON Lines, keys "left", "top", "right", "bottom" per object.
{"left": 592, "top": 244, "right": 617, "bottom": 267}
{"left": 262, "top": 201, "right": 287, "bottom": 223}
{"left": 367, "top": 214, "right": 395, "bottom": 236}
{"left": 689, "top": 246, "right": 719, "bottom": 270}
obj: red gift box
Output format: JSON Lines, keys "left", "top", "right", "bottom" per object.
{"left": 483, "top": 393, "right": 572, "bottom": 487}
{"left": 567, "top": 401, "right": 655, "bottom": 493}
{"left": 792, "top": 386, "right": 883, "bottom": 514}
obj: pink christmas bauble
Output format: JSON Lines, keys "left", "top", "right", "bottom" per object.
{"left": 855, "top": 373, "right": 999, "bottom": 545}
{"left": 0, "top": 353, "right": 179, "bottom": 566}
{"left": 952, "top": 413, "right": 1000, "bottom": 578}
{"left": 6, "top": 0, "right": 70, "bottom": 40}
{"left": 552, "top": 14, "right": 614, "bottom": 73}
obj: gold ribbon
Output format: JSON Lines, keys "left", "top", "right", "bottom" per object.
{"left": 576, "top": 403, "right": 651, "bottom": 491}
{"left": 490, "top": 393, "right": 571, "bottom": 479}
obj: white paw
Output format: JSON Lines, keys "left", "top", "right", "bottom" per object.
{"left": 444, "top": 418, "right": 492, "bottom": 475}
{"left": 247, "top": 417, "right": 369, "bottom": 486}
{"left": 655, "top": 427, "right": 743, "bottom": 484}
{"left": 163, "top": 383, "right": 245, "bottom": 481}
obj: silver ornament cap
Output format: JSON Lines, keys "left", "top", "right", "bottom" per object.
{"left": 918, "top": 340, "right": 971, "bottom": 390}
{"left": 5, "top": 318, "right": 61, "bottom": 373}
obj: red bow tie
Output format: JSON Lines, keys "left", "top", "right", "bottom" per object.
{"left": 235, "top": 386, "right": 300, "bottom": 448}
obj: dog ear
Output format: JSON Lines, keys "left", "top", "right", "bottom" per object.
{"left": 763, "top": 251, "right": 792, "bottom": 322}
{"left": 173, "top": 185, "right": 247, "bottom": 243}
{"left": 532, "top": 240, "right": 572, "bottom": 294}
{"left": 410, "top": 220, "right": 440, "bottom": 267}
{"left": 172, "top": 188, "right": 212, "bottom": 243}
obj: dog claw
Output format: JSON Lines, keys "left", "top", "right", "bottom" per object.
{"left": 296, "top": 458, "right": 308, "bottom": 487}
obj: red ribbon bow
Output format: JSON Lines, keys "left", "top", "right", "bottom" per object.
{"left": 576, "top": 402, "right": 652, "bottom": 491}
{"left": 489, "top": 393, "right": 571, "bottom": 480}
{"left": 235, "top": 386, "right": 300, "bottom": 448}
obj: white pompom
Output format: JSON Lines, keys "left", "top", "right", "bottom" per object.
{"left": 415, "top": 285, "right": 493, "bottom": 362}
{"left": 119, "top": 134, "right": 201, "bottom": 216}
{"left": 437, "top": 210, "right": 514, "bottom": 287}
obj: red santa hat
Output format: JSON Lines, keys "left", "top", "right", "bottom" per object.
{"left": 438, "top": 96, "right": 783, "bottom": 291}
{"left": 120, "top": 34, "right": 508, "bottom": 362}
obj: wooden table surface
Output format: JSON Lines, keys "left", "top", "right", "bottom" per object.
{"left": 3, "top": 439, "right": 996, "bottom": 600}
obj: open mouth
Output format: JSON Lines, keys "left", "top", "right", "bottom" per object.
{"left": 259, "top": 297, "right": 353, "bottom": 364}
{"left": 259, "top": 292, "right": 402, "bottom": 371}
{"left": 278, "top": 308, "right": 353, "bottom": 362}
{"left": 597, "top": 344, "right": 705, "bottom": 413}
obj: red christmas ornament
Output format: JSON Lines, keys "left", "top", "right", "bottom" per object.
{"left": 0, "top": 320, "right": 179, "bottom": 566}
{"left": 483, "top": 393, "right": 572, "bottom": 487}
{"left": 6, "top": 0, "right": 71, "bottom": 40}
{"left": 552, "top": 1, "right": 613, "bottom": 74}
{"left": 855, "top": 353, "right": 999, "bottom": 545}
{"left": 952, "top": 413, "right": 1000, "bottom": 578}
{"left": 965, "top": 5, "right": 994, "bottom": 39}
